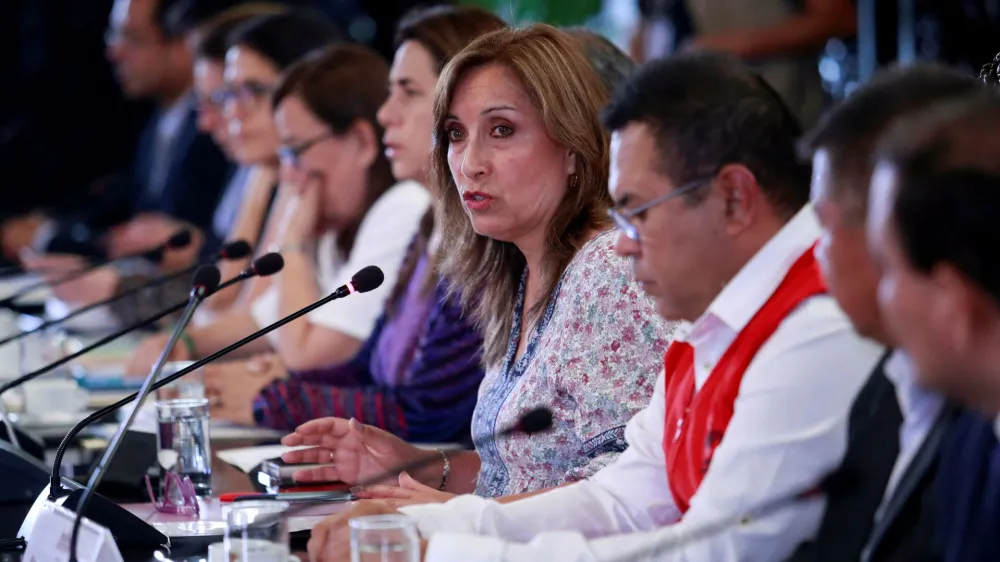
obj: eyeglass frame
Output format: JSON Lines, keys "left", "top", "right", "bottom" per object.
{"left": 608, "top": 178, "right": 711, "bottom": 242}
{"left": 278, "top": 132, "right": 335, "bottom": 168}
{"left": 217, "top": 81, "right": 276, "bottom": 109}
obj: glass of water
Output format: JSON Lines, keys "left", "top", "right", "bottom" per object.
{"left": 154, "top": 361, "right": 205, "bottom": 401}
{"left": 350, "top": 515, "right": 420, "bottom": 562}
{"left": 155, "top": 398, "right": 212, "bottom": 498}
{"left": 224, "top": 500, "right": 290, "bottom": 562}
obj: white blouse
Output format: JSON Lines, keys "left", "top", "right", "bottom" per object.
{"left": 250, "top": 180, "right": 429, "bottom": 344}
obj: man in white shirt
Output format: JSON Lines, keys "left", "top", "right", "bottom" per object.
{"left": 866, "top": 91, "right": 1000, "bottom": 562}
{"left": 786, "top": 64, "right": 983, "bottom": 562}
{"left": 305, "top": 52, "right": 882, "bottom": 562}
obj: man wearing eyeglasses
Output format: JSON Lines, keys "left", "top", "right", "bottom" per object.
{"left": 9, "top": 0, "right": 230, "bottom": 285}
{"left": 305, "top": 52, "right": 882, "bottom": 562}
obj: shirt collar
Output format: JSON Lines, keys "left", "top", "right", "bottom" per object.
{"left": 684, "top": 204, "right": 821, "bottom": 338}
{"left": 884, "top": 349, "right": 944, "bottom": 424}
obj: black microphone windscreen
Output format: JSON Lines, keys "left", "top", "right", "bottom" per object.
{"left": 221, "top": 240, "right": 252, "bottom": 260}
{"left": 252, "top": 253, "right": 284, "bottom": 277}
{"left": 518, "top": 407, "right": 553, "bottom": 435}
{"left": 351, "top": 266, "right": 384, "bottom": 293}
{"left": 167, "top": 229, "right": 193, "bottom": 249}
{"left": 192, "top": 265, "right": 222, "bottom": 293}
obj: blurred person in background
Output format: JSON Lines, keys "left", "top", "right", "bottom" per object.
{"left": 20, "top": 1, "right": 292, "bottom": 328}
{"left": 868, "top": 91, "right": 1000, "bottom": 562}
{"left": 281, "top": 25, "right": 673, "bottom": 505}
{"left": 13, "top": 0, "right": 231, "bottom": 277}
{"left": 202, "top": 5, "right": 508, "bottom": 435}
{"left": 129, "top": 20, "right": 429, "bottom": 380}
{"left": 0, "top": 0, "right": 144, "bottom": 272}
{"left": 630, "top": 0, "right": 856, "bottom": 127}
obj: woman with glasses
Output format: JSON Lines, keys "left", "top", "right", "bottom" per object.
{"left": 128, "top": 12, "right": 428, "bottom": 382}
{"left": 236, "top": 6, "right": 506, "bottom": 440}
{"left": 283, "top": 25, "right": 675, "bottom": 503}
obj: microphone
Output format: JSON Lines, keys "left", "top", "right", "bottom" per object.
{"left": 47, "top": 265, "right": 382, "bottom": 497}
{"left": 68, "top": 265, "right": 222, "bottom": 562}
{"left": 602, "top": 467, "right": 860, "bottom": 561}
{"left": 0, "top": 253, "right": 283, "bottom": 400}
{"left": 0, "top": 239, "right": 253, "bottom": 347}
{"left": 2, "top": 255, "right": 282, "bottom": 556}
{"left": 0, "top": 229, "right": 194, "bottom": 308}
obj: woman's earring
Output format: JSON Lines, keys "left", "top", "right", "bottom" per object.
{"left": 569, "top": 174, "right": 579, "bottom": 189}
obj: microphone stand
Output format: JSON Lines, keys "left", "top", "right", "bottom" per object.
{"left": 48, "top": 269, "right": 376, "bottom": 496}
{"left": 67, "top": 276, "right": 215, "bottom": 562}
{"left": 0, "top": 267, "right": 193, "bottom": 347}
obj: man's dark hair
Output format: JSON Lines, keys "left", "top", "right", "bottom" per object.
{"left": 601, "top": 52, "right": 810, "bottom": 216}
{"left": 191, "top": 3, "right": 289, "bottom": 62}
{"left": 799, "top": 63, "right": 982, "bottom": 217}
{"left": 226, "top": 10, "right": 343, "bottom": 71}
{"left": 151, "top": 0, "right": 187, "bottom": 38}
{"left": 876, "top": 92, "right": 1000, "bottom": 303}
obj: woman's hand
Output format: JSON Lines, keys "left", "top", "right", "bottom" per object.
{"left": 205, "top": 354, "right": 287, "bottom": 425}
{"left": 127, "top": 332, "right": 190, "bottom": 376}
{"left": 280, "top": 418, "right": 428, "bottom": 487}
{"left": 352, "top": 471, "right": 456, "bottom": 506}
{"left": 277, "top": 176, "right": 322, "bottom": 247}
{"left": 307, "top": 502, "right": 428, "bottom": 562}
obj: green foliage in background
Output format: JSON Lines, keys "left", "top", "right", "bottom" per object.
{"left": 461, "top": 0, "right": 603, "bottom": 26}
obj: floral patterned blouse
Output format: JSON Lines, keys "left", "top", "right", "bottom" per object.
{"left": 472, "top": 230, "right": 676, "bottom": 498}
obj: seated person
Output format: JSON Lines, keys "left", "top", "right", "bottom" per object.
{"left": 298, "top": 47, "right": 882, "bottom": 562}
{"left": 11, "top": 0, "right": 231, "bottom": 274}
{"left": 128, "top": 32, "right": 429, "bottom": 375}
{"left": 204, "top": 6, "right": 509, "bottom": 444}
{"left": 867, "top": 91, "right": 1000, "bottom": 562}
{"left": 282, "top": 26, "right": 673, "bottom": 507}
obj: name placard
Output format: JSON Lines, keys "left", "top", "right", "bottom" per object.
{"left": 22, "top": 503, "right": 123, "bottom": 562}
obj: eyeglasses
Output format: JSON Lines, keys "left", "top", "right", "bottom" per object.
{"left": 278, "top": 132, "right": 334, "bottom": 168}
{"left": 608, "top": 178, "right": 709, "bottom": 242}
{"left": 218, "top": 82, "right": 275, "bottom": 108}
{"left": 195, "top": 89, "right": 228, "bottom": 109}
{"left": 145, "top": 473, "right": 200, "bottom": 516}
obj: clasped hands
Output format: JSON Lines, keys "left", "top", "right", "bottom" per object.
{"left": 280, "top": 417, "right": 456, "bottom": 561}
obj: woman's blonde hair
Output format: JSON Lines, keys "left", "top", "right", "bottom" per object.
{"left": 431, "top": 25, "right": 612, "bottom": 367}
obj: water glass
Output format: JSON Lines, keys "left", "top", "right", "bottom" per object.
{"left": 224, "top": 500, "right": 290, "bottom": 562}
{"left": 350, "top": 515, "right": 420, "bottom": 562}
{"left": 154, "top": 360, "right": 205, "bottom": 401}
{"left": 155, "top": 398, "right": 212, "bottom": 498}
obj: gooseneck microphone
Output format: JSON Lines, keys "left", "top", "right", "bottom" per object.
{"left": 68, "top": 265, "right": 222, "bottom": 562}
{"left": 0, "top": 252, "right": 284, "bottom": 400}
{"left": 0, "top": 229, "right": 194, "bottom": 308}
{"left": 0, "top": 239, "right": 253, "bottom": 348}
{"left": 48, "top": 265, "right": 383, "bottom": 497}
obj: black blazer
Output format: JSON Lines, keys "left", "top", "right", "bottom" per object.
{"left": 786, "top": 350, "right": 902, "bottom": 562}
{"left": 860, "top": 406, "right": 954, "bottom": 562}
{"left": 46, "top": 100, "right": 231, "bottom": 258}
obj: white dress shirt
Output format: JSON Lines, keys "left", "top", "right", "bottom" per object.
{"left": 250, "top": 180, "right": 429, "bottom": 343}
{"left": 873, "top": 350, "right": 944, "bottom": 522}
{"left": 399, "top": 205, "right": 883, "bottom": 562}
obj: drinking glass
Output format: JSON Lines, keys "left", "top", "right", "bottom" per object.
{"left": 350, "top": 515, "right": 419, "bottom": 562}
{"left": 155, "top": 398, "right": 212, "bottom": 497}
{"left": 224, "top": 500, "right": 290, "bottom": 562}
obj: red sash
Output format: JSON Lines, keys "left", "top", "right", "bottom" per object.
{"left": 662, "top": 245, "right": 826, "bottom": 514}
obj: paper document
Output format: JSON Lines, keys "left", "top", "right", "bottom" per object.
{"left": 216, "top": 444, "right": 313, "bottom": 473}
